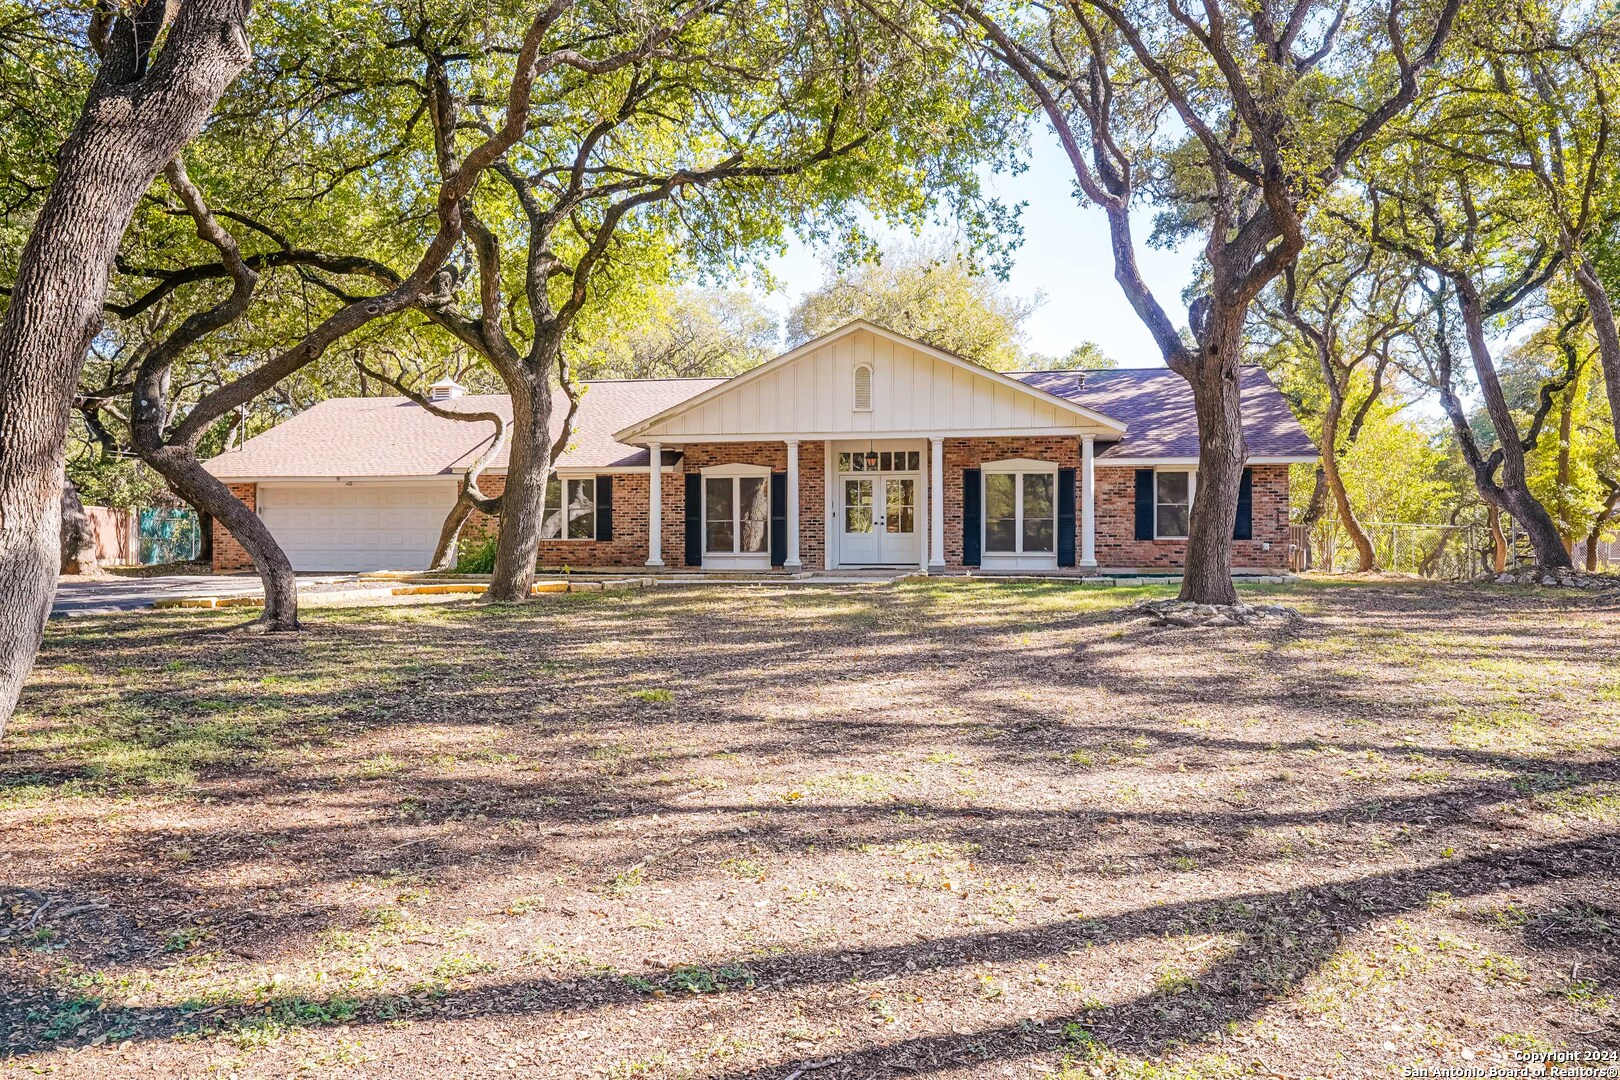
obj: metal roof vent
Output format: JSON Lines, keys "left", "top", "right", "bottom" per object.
{"left": 427, "top": 378, "right": 465, "bottom": 402}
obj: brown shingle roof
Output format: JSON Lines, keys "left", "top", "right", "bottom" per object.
{"left": 204, "top": 378, "right": 725, "bottom": 480}
{"left": 205, "top": 364, "right": 1314, "bottom": 481}
{"left": 1011, "top": 366, "right": 1317, "bottom": 460}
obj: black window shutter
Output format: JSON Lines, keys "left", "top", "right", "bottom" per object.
{"left": 1233, "top": 467, "right": 1253, "bottom": 541}
{"left": 962, "top": 468, "right": 981, "bottom": 566}
{"left": 1057, "top": 467, "right": 1077, "bottom": 567}
{"left": 684, "top": 473, "right": 703, "bottom": 567}
{"left": 1134, "top": 469, "right": 1155, "bottom": 541}
{"left": 594, "top": 474, "right": 613, "bottom": 541}
{"left": 769, "top": 472, "right": 787, "bottom": 568}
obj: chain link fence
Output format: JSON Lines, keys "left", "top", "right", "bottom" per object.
{"left": 1291, "top": 517, "right": 1618, "bottom": 579}
{"left": 1291, "top": 520, "right": 1493, "bottom": 580}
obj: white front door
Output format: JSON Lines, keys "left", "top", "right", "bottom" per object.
{"left": 839, "top": 474, "right": 917, "bottom": 565}
{"left": 879, "top": 475, "right": 917, "bottom": 562}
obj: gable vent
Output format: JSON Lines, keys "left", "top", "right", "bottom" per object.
{"left": 852, "top": 363, "right": 873, "bottom": 412}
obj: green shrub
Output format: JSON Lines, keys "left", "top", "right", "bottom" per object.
{"left": 455, "top": 535, "right": 497, "bottom": 573}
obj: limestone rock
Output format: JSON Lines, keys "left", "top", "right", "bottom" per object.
{"left": 1128, "top": 597, "right": 1302, "bottom": 629}
{"left": 1480, "top": 566, "right": 1620, "bottom": 593}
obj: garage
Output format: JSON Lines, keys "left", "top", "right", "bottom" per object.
{"left": 255, "top": 481, "right": 459, "bottom": 572}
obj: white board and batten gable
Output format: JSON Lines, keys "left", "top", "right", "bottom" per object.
{"left": 615, "top": 321, "right": 1125, "bottom": 444}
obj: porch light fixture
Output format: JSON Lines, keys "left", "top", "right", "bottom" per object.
{"left": 864, "top": 444, "right": 879, "bottom": 471}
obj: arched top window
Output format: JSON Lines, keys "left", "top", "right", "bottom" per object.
{"left": 852, "top": 362, "right": 873, "bottom": 412}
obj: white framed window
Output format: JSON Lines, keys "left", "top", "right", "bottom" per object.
{"left": 982, "top": 459, "right": 1057, "bottom": 556}
{"left": 837, "top": 450, "right": 920, "bottom": 472}
{"left": 702, "top": 464, "right": 771, "bottom": 557}
{"left": 1154, "top": 470, "right": 1196, "bottom": 539}
{"left": 541, "top": 475, "right": 596, "bottom": 540}
{"left": 852, "top": 362, "right": 873, "bottom": 411}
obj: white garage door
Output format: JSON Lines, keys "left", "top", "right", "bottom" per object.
{"left": 256, "top": 482, "right": 458, "bottom": 572}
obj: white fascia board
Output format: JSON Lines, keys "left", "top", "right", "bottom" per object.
{"left": 455, "top": 462, "right": 682, "bottom": 475}
{"left": 214, "top": 474, "right": 460, "bottom": 484}
{"left": 1097, "top": 454, "right": 1319, "bottom": 466}
{"left": 613, "top": 318, "right": 1128, "bottom": 442}
{"left": 646, "top": 426, "right": 1110, "bottom": 444}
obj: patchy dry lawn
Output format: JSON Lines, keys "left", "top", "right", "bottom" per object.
{"left": 2, "top": 580, "right": 1618, "bottom": 1078}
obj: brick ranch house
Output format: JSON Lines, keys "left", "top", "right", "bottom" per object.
{"left": 204, "top": 321, "right": 1318, "bottom": 575}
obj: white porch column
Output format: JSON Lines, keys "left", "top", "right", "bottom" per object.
{"left": 1080, "top": 434, "right": 1097, "bottom": 568}
{"left": 645, "top": 442, "right": 664, "bottom": 567}
{"left": 784, "top": 439, "right": 802, "bottom": 568}
{"left": 929, "top": 437, "right": 946, "bottom": 571}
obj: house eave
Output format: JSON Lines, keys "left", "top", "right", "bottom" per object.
{"left": 613, "top": 319, "right": 1129, "bottom": 443}
{"left": 1097, "top": 454, "right": 1319, "bottom": 467}
{"left": 199, "top": 473, "right": 462, "bottom": 484}
{"left": 645, "top": 426, "right": 1113, "bottom": 444}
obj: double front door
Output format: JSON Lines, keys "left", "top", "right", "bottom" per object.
{"left": 840, "top": 474, "right": 917, "bottom": 564}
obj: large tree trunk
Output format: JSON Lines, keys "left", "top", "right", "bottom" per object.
{"left": 1571, "top": 256, "right": 1620, "bottom": 457}
{"left": 1178, "top": 314, "right": 1246, "bottom": 607}
{"left": 1556, "top": 367, "right": 1578, "bottom": 554}
{"left": 1320, "top": 395, "right": 1377, "bottom": 573}
{"left": 486, "top": 379, "right": 549, "bottom": 602}
{"left": 431, "top": 498, "right": 479, "bottom": 571}
{"left": 1454, "top": 283, "right": 1573, "bottom": 569}
{"left": 144, "top": 447, "right": 299, "bottom": 629}
{"left": 0, "top": 1, "right": 254, "bottom": 731}
{"left": 1298, "top": 466, "right": 1331, "bottom": 571}
{"left": 1487, "top": 503, "right": 1507, "bottom": 573}
{"left": 59, "top": 479, "right": 102, "bottom": 576}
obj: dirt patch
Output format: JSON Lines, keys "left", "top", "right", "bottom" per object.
{"left": 3, "top": 580, "right": 1617, "bottom": 1077}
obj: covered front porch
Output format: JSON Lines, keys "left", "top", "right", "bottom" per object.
{"left": 616, "top": 322, "right": 1126, "bottom": 574}
{"left": 638, "top": 433, "right": 1110, "bottom": 573}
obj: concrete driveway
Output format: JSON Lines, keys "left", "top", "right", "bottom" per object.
{"left": 52, "top": 574, "right": 295, "bottom": 618}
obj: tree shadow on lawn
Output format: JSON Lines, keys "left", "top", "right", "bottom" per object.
{"left": 3, "top": 833, "right": 1616, "bottom": 1070}
{"left": 5, "top": 581, "right": 1619, "bottom": 1069}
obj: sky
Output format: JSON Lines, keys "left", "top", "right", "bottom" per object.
{"left": 751, "top": 134, "right": 1201, "bottom": 369}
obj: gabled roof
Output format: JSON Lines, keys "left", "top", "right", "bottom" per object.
{"left": 205, "top": 332, "right": 1316, "bottom": 483}
{"left": 204, "top": 378, "right": 724, "bottom": 481}
{"left": 613, "top": 320, "right": 1128, "bottom": 442}
{"left": 1012, "top": 366, "right": 1318, "bottom": 461}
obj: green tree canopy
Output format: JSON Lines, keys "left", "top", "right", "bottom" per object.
{"left": 786, "top": 238, "right": 1110, "bottom": 371}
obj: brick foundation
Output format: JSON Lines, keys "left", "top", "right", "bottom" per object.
{"left": 459, "top": 441, "right": 827, "bottom": 571}
{"left": 1093, "top": 463, "right": 1291, "bottom": 571}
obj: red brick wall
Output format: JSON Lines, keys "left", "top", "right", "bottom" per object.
{"left": 677, "top": 442, "right": 826, "bottom": 570}
{"left": 938, "top": 442, "right": 1289, "bottom": 571}
{"left": 460, "top": 471, "right": 679, "bottom": 570}
{"left": 941, "top": 437, "right": 1082, "bottom": 567}
{"left": 1093, "top": 463, "right": 1290, "bottom": 570}
{"left": 423, "top": 445, "right": 1291, "bottom": 574}
{"left": 457, "top": 441, "right": 827, "bottom": 571}
{"left": 212, "top": 483, "right": 257, "bottom": 573}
